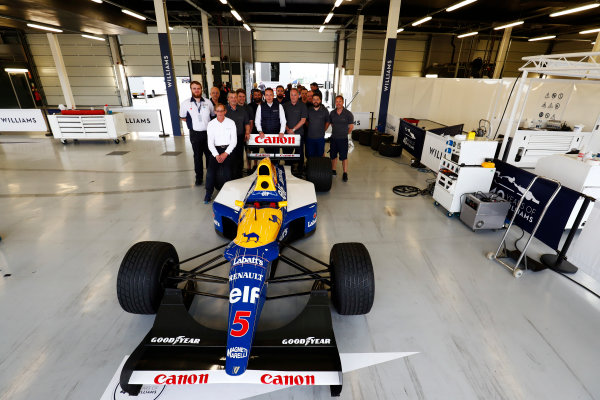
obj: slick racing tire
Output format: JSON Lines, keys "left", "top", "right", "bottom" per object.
{"left": 378, "top": 142, "right": 402, "bottom": 158}
{"left": 351, "top": 129, "right": 362, "bottom": 141}
{"left": 330, "top": 243, "right": 375, "bottom": 315}
{"left": 358, "top": 130, "right": 374, "bottom": 146}
{"left": 306, "top": 156, "right": 332, "bottom": 192}
{"left": 117, "top": 241, "right": 180, "bottom": 314}
{"left": 380, "top": 133, "right": 394, "bottom": 145}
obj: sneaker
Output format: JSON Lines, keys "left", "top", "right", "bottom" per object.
{"left": 342, "top": 172, "right": 348, "bottom": 182}
{"left": 195, "top": 179, "right": 203, "bottom": 186}
{"left": 332, "top": 170, "right": 337, "bottom": 176}
{"left": 204, "top": 193, "right": 212, "bottom": 204}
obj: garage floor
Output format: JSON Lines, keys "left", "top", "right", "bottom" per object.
{"left": 1, "top": 134, "right": 599, "bottom": 400}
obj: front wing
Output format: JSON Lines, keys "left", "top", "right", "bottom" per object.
{"left": 120, "top": 287, "right": 343, "bottom": 395}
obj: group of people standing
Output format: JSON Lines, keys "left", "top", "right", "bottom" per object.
{"left": 180, "top": 80, "right": 354, "bottom": 204}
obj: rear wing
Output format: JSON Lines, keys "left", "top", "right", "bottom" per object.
{"left": 247, "top": 134, "right": 301, "bottom": 160}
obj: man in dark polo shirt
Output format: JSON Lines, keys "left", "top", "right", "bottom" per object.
{"left": 226, "top": 92, "right": 250, "bottom": 179}
{"left": 282, "top": 88, "right": 307, "bottom": 171}
{"left": 275, "top": 85, "right": 288, "bottom": 105}
{"left": 329, "top": 95, "right": 354, "bottom": 182}
{"left": 305, "top": 92, "right": 329, "bottom": 158}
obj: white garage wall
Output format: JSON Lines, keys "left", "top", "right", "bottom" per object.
{"left": 253, "top": 26, "right": 336, "bottom": 63}
{"left": 342, "top": 75, "right": 600, "bottom": 137}
{"left": 28, "top": 33, "right": 120, "bottom": 106}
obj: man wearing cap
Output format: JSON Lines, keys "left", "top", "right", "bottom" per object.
{"left": 179, "top": 80, "right": 214, "bottom": 186}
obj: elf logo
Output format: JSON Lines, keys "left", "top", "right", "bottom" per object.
{"left": 229, "top": 286, "right": 261, "bottom": 304}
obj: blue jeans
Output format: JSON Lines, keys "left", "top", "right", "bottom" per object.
{"left": 306, "top": 137, "right": 325, "bottom": 158}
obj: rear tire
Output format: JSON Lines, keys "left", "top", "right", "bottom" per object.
{"left": 306, "top": 157, "right": 332, "bottom": 192}
{"left": 117, "top": 241, "right": 180, "bottom": 314}
{"left": 330, "top": 243, "right": 375, "bottom": 315}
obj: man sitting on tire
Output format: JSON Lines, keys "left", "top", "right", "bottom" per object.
{"left": 305, "top": 92, "right": 330, "bottom": 158}
{"left": 328, "top": 95, "right": 354, "bottom": 182}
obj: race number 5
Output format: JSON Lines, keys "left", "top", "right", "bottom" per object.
{"left": 230, "top": 310, "right": 251, "bottom": 337}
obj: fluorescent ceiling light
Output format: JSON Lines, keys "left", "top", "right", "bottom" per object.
{"left": 325, "top": 13, "right": 334, "bottom": 23}
{"left": 580, "top": 27, "right": 600, "bottom": 34}
{"left": 4, "top": 68, "right": 29, "bottom": 73}
{"left": 243, "top": 23, "right": 251, "bottom": 31}
{"left": 529, "top": 35, "right": 556, "bottom": 41}
{"left": 121, "top": 9, "right": 146, "bottom": 20}
{"left": 397, "top": 28, "right": 404, "bottom": 33}
{"left": 231, "top": 10, "right": 242, "bottom": 21}
{"left": 168, "top": 26, "right": 174, "bottom": 30}
{"left": 335, "top": 0, "right": 343, "bottom": 6}
{"left": 550, "top": 3, "right": 599, "bottom": 17}
{"left": 319, "top": 25, "right": 325, "bottom": 33}
{"left": 26, "top": 23, "right": 63, "bottom": 33}
{"left": 426, "top": 74, "right": 438, "bottom": 78}
{"left": 446, "top": 0, "right": 477, "bottom": 12}
{"left": 90, "top": 0, "right": 102, "bottom": 3}
{"left": 457, "top": 31, "right": 478, "bottom": 38}
{"left": 494, "top": 21, "right": 524, "bottom": 30}
{"left": 412, "top": 16, "right": 432, "bottom": 26}
{"left": 593, "top": 41, "right": 596, "bottom": 45}
{"left": 220, "top": 0, "right": 227, "bottom": 3}
{"left": 81, "top": 34, "right": 105, "bottom": 41}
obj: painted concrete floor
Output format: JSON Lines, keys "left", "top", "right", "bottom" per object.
{"left": 0, "top": 134, "right": 599, "bottom": 400}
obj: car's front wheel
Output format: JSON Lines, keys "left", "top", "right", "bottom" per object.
{"left": 306, "top": 156, "right": 332, "bottom": 192}
{"left": 329, "top": 243, "right": 375, "bottom": 315}
{"left": 117, "top": 241, "right": 180, "bottom": 314}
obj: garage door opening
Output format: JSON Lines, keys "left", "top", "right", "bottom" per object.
{"left": 255, "top": 62, "right": 334, "bottom": 108}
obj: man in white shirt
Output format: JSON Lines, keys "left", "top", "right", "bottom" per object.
{"left": 179, "top": 81, "right": 214, "bottom": 186}
{"left": 205, "top": 103, "right": 237, "bottom": 203}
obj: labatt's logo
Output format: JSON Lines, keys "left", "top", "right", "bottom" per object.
{"left": 255, "top": 135, "right": 297, "bottom": 145}
{"left": 232, "top": 256, "right": 264, "bottom": 267}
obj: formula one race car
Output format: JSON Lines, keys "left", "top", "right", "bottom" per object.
{"left": 116, "top": 155, "right": 374, "bottom": 396}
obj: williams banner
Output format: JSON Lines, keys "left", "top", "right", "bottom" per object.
{"left": 158, "top": 33, "right": 181, "bottom": 136}
{"left": 376, "top": 38, "right": 396, "bottom": 133}
{"left": 490, "top": 160, "right": 581, "bottom": 250}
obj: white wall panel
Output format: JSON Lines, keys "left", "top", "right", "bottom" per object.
{"left": 253, "top": 26, "right": 336, "bottom": 63}
{"left": 27, "top": 33, "right": 120, "bottom": 106}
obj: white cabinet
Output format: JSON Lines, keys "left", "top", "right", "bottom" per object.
{"left": 48, "top": 113, "right": 129, "bottom": 143}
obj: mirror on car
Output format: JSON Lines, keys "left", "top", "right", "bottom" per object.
{"left": 278, "top": 201, "right": 288, "bottom": 209}
{"left": 235, "top": 200, "right": 244, "bottom": 208}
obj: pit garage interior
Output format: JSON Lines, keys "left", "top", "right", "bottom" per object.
{"left": 2, "top": 0, "right": 600, "bottom": 399}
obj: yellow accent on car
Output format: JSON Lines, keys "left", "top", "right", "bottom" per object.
{"left": 234, "top": 207, "right": 283, "bottom": 248}
{"left": 254, "top": 158, "right": 277, "bottom": 192}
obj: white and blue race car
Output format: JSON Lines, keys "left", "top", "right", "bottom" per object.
{"left": 116, "top": 151, "right": 374, "bottom": 397}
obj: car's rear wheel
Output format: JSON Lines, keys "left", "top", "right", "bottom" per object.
{"left": 117, "top": 241, "right": 180, "bottom": 314}
{"left": 306, "top": 156, "right": 332, "bottom": 192}
{"left": 329, "top": 243, "right": 375, "bottom": 315}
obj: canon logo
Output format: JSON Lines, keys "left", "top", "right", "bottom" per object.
{"left": 255, "top": 136, "right": 297, "bottom": 145}
{"left": 153, "top": 374, "right": 208, "bottom": 385}
{"left": 260, "top": 374, "right": 315, "bottom": 385}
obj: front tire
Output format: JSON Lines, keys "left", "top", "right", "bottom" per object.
{"left": 330, "top": 243, "right": 375, "bottom": 315}
{"left": 306, "top": 157, "right": 332, "bottom": 192}
{"left": 117, "top": 241, "right": 180, "bottom": 314}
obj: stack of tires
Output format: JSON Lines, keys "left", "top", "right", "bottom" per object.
{"left": 370, "top": 133, "right": 394, "bottom": 151}
{"left": 378, "top": 142, "right": 403, "bottom": 157}
{"left": 358, "top": 129, "right": 376, "bottom": 146}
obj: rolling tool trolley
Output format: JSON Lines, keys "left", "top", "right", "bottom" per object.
{"left": 486, "top": 176, "right": 562, "bottom": 278}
